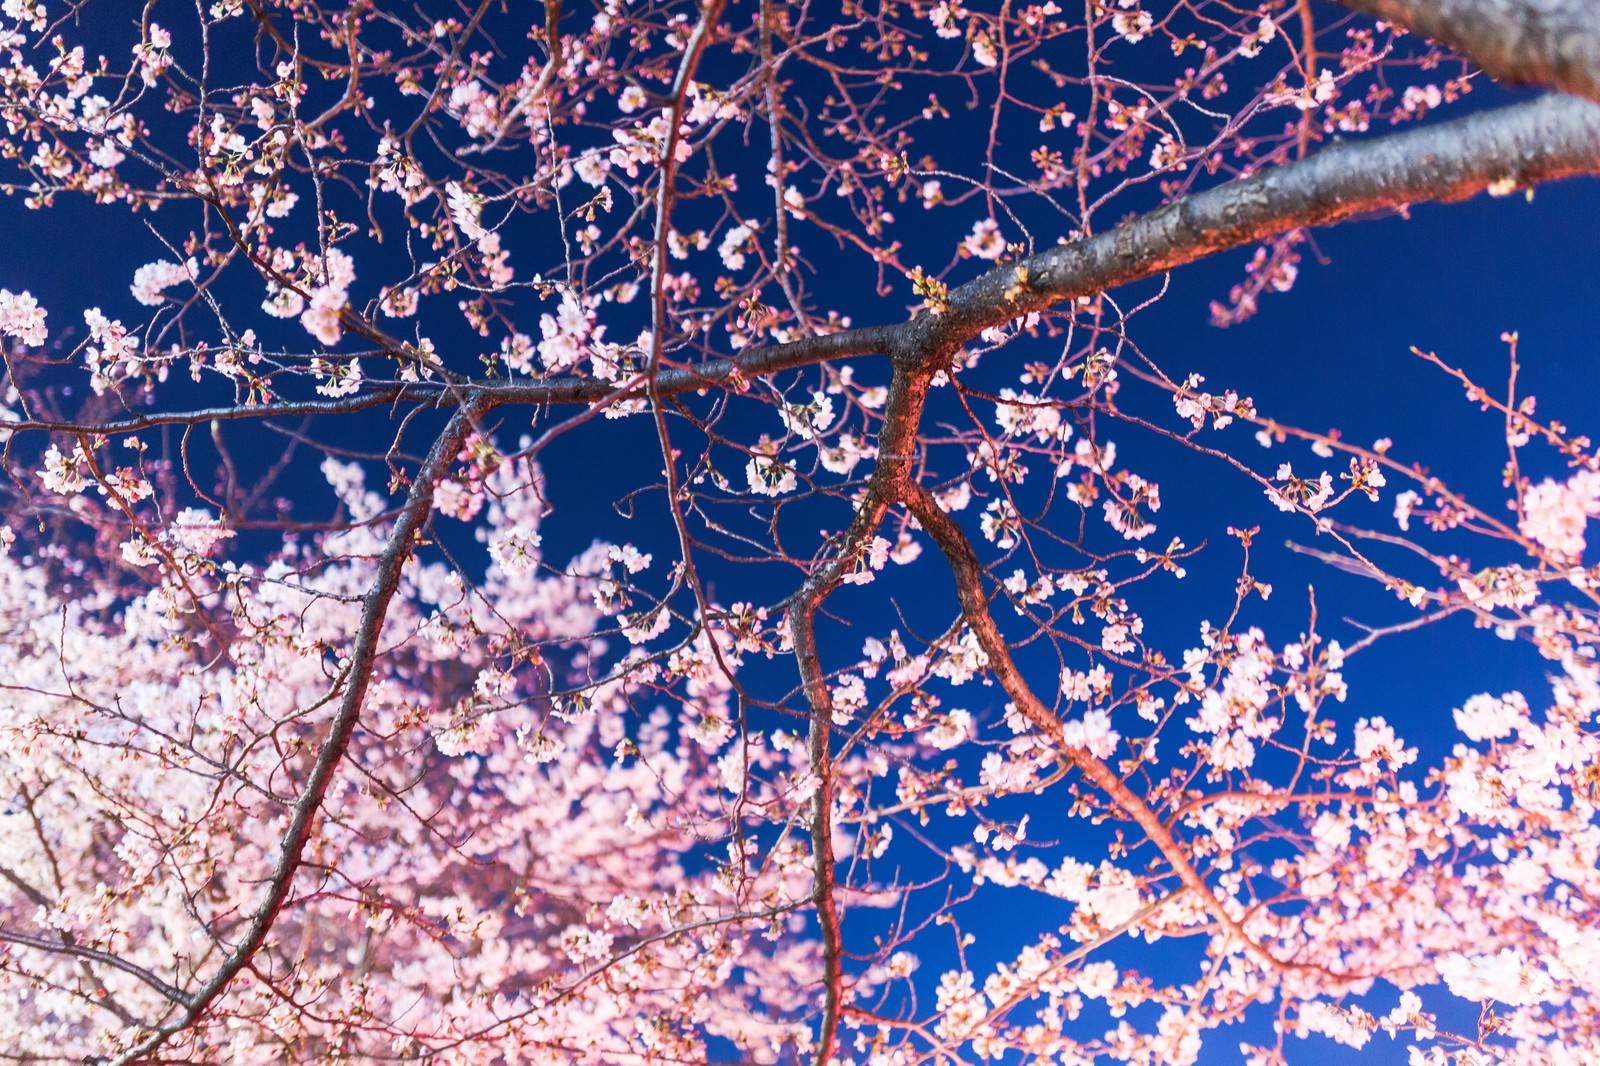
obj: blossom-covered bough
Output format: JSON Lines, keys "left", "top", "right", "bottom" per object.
{"left": 2, "top": 0, "right": 1600, "bottom": 1062}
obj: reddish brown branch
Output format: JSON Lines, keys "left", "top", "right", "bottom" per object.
{"left": 899, "top": 480, "right": 1348, "bottom": 980}
{"left": 7, "top": 325, "right": 902, "bottom": 438}
{"left": 782, "top": 367, "right": 934, "bottom": 1062}
{"left": 787, "top": 603, "right": 848, "bottom": 1066}
{"left": 104, "top": 399, "right": 484, "bottom": 1065}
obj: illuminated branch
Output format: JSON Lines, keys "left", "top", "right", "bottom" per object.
{"left": 898, "top": 481, "right": 1347, "bottom": 980}
{"left": 916, "top": 94, "right": 1600, "bottom": 357}
{"left": 1338, "top": 0, "right": 1600, "bottom": 102}
{"left": 104, "top": 400, "right": 486, "bottom": 1066}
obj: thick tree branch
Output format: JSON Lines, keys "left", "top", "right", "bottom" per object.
{"left": 14, "top": 97, "right": 1600, "bottom": 456}
{"left": 783, "top": 368, "right": 934, "bottom": 1064}
{"left": 899, "top": 481, "right": 1349, "bottom": 980}
{"left": 102, "top": 400, "right": 484, "bottom": 1065}
{"left": 912, "top": 93, "right": 1600, "bottom": 358}
{"left": 1338, "top": 0, "right": 1600, "bottom": 102}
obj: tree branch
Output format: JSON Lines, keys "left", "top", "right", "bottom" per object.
{"left": 899, "top": 481, "right": 1350, "bottom": 981}
{"left": 1337, "top": 0, "right": 1600, "bottom": 102}
{"left": 0, "top": 928, "right": 190, "bottom": 1010}
{"left": 911, "top": 93, "right": 1600, "bottom": 359}
{"left": 782, "top": 368, "right": 934, "bottom": 1064}
{"left": 787, "top": 604, "right": 848, "bottom": 1066}
{"left": 7, "top": 325, "right": 902, "bottom": 437}
{"left": 102, "top": 400, "right": 484, "bottom": 1065}
{"left": 16, "top": 96, "right": 1600, "bottom": 452}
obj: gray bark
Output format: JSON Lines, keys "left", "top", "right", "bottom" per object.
{"left": 1339, "top": 0, "right": 1600, "bottom": 102}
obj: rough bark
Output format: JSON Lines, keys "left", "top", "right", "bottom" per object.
{"left": 1339, "top": 0, "right": 1600, "bottom": 103}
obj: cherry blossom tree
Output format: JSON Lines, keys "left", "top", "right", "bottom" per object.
{"left": 2, "top": 0, "right": 1599, "bottom": 1062}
